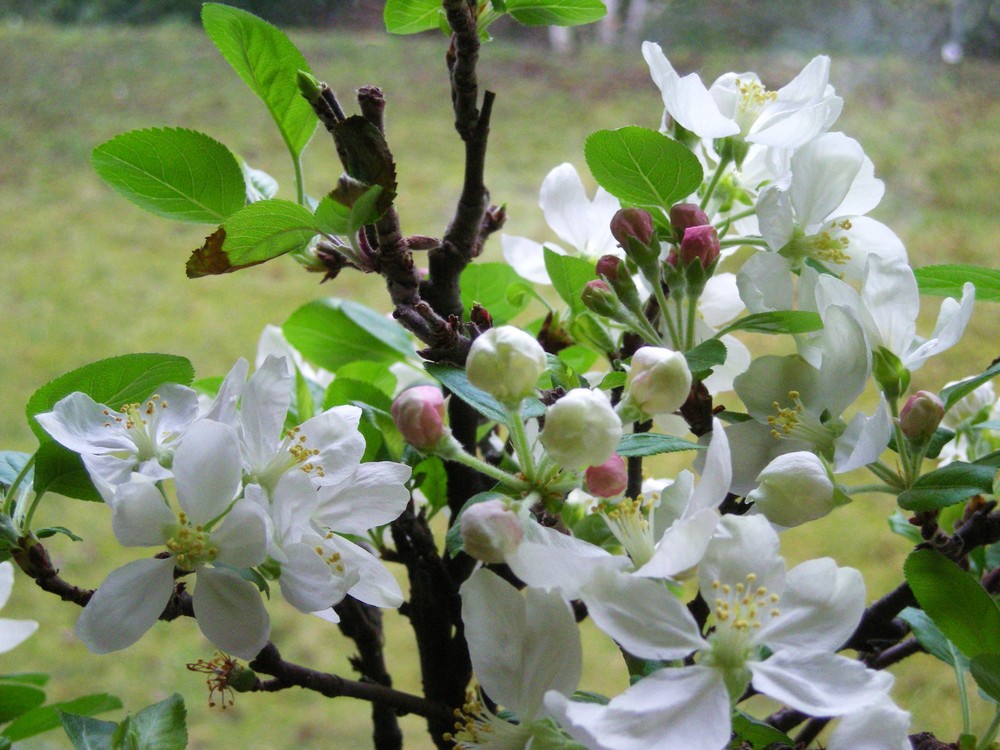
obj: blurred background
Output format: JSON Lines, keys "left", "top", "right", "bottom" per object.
{"left": 1, "top": 1, "right": 998, "bottom": 748}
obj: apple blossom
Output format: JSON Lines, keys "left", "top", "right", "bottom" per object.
{"left": 465, "top": 326, "right": 546, "bottom": 406}
{"left": 747, "top": 451, "right": 840, "bottom": 528}
{"left": 676, "top": 224, "right": 721, "bottom": 268}
{"left": 539, "top": 389, "right": 622, "bottom": 470}
{"left": 391, "top": 385, "right": 449, "bottom": 450}
{"left": 623, "top": 346, "right": 692, "bottom": 417}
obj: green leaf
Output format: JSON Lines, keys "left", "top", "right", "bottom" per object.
{"left": 334, "top": 361, "right": 398, "bottom": 397}
{"left": 545, "top": 248, "right": 598, "bottom": 317}
{"left": 915, "top": 264, "right": 1000, "bottom": 303}
{"left": 0, "top": 674, "right": 50, "bottom": 687}
{"left": 324, "top": 378, "right": 400, "bottom": 461}
{"left": 460, "top": 263, "right": 531, "bottom": 325}
{"left": 975, "top": 449, "right": 1000, "bottom": 468}
{"left": 0, "top": 452, "right": 31, "bottom": 493}
{"left": 970, "top": 653, "right": 1000, "bottom": 703}
{"left": 33, "top": 442, "right": 101, "bottom": 502}
{"left": 283, "top": 298, "right": 414, "bottom": 372}
{"left": 411, "top": 456, "right": 448, "bottom": 514}
{"left": 897, "top": 461, "right": 995, "bottom": 511}
{"left": 0, "top": 684, "right": 46, "bottom": 723}
{"left": 715, "top": 311, "right": 824, "bottom": 338}
{"left": 887, "top": 510, "right": 923, "bottom": 544}
{"left": 314, "top": 185, "right": 384, "bottom": 237}
{"left": 36, "top": 525, "right": 83, "bottom": 542}
{"left": 130, "top": 694, "right": 187, "bottom": 750}
{"left": 887, "top": 427, "right": 956, "bottom": 460}
{"left": 3, "top": 694, "right": 121, "bottom": 742}
{"left": 684, "top": 338, "right": 727, "bottom": 377}
{"left": 58, "top": 712, "right": 116, "bottom": 750}
{"left": 202, "top": 3, "right": 316, "bottom": 159}
{"left": 187, "top": 199, "right": 318, "bottom": 277}
{"left": 731, "top": 712, "right": 795, "bottom": 749}
{"left": 92, "top": 128, "right": 245, "bottom": 224}
{"left": 504, "top": 0, "right": 607, "bottom": 26}
{"left": 904, "top": 548, "right": 1000, "bottom": 659}
{"left": 26, "top": 354, "right": 194, "bottom": 443}
{"left": 584, "top": 127, "right": 702, "bottom": 209}
{"left": 898, "top": 607, "right": 969, "bottom": 668}
{"left": 425, "top": 364, "right": 546, "bottom": 426}
{"left": 598, "top": 371, "right": 626, "bottom": 390}
{"left": 616, "top": 433, "right": 704, "bottom": 458}
{"left": 557, "top": 345, "right": 599, "bottom": 378}
{"left": 570, "top": 312, "right": 616, "bottom": 354}
{"left": 940, "top": 361, "right": 1000, "bottom": 412}
{"left": 383, "top": 0, "right": 444, "bottom": 34}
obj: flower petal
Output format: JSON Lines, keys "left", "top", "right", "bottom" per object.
{"left": 0, "top": 617, "right": 38, "bottom": 654}
{"left": 314, "top": 462, "right": 411, "bottom": 535}
{"left": 828, "top": 698, "right": 911, "bottom": 750}
{"left": 110, "top": 480, "right": 176, "bottom": 547}
{"left": 35, "top": 392, "right": 136, "bottom": 454}
{"left": 201, "top": 358, "right": 249, "bottom": 425}
{"left": 173, "top": 420, "right": 242, "bottom": 524}
{"left": 240, "top": 355, "right": 292, "bottom": 468}
{"left": 699, "top": 515, "right": 785, "bottom": 603}
{"left": 193, "top": 567, "right": 270, "bottom": 660}
{"left": 539, "top": 163, "right": 593, "bottom": 253}
{"left": 279, "top": 542, "right": 350, "bottom": 613}
{"left": 689, "top": 418, "right": 731, "bottom": 513}
{"left": 501, "top": 234, "right": 552, "bottom": 285}
{"left": 212, "top": 500, "right": 268, "bottom": 569}
{"left": 75, "top": 557, "right": 175, "bottom": 654}
{"left": 329, "top": 536, "right": 402, "bottom": 609}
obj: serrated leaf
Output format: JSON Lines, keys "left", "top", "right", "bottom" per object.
{"left": 616, "top": 433, "right": 704, "bottom": 457}
{"left": 283, "top": 299, "right": 413, "bottom": 372}
{"left": 940, "top": 361, "right": 1000, "bottom": 412}
{"left": 33, "top": 442, "right": 101, "bottom": 502}
{"left": 26, "top": 354, "right": 194, "bottom": 442}
{"left": 58, "top": 712, "right": 116, "bottom": 750}
{"left": 598, "top": 371, "right": 626, "bottom": 390}
{"left": 915, "top": 264, "right": 1000, "bottom": 303}
{"left": 897, "top": 461, "right": 995, "bottom": 511}
{"left": 187, "top": 199, "right": 318, "bottom": 277}
{"left": 887, "top": 427, "right": 956, "bottom": 460}
{"left": 2, "top": 694, "right": 122, "bottom": 743}
{"left": 904, "top": 548, "right": 1000, "bottom": 659}
{"left": 330, "top": 118, "right": 397, "bottom": 214}
{"left": 202, "top": 3, "right": 316, "bottom": 158}
{"left": 0, "top": 452, "right": 31, "bottom": 492}
{"left": 460, "top": 263, "right": 531, "bottom": 325}
{"left": 92, "top": 128, "right": 245, "bottom": 223}
{"left": 383, "top": 0, "right": 444, "bottom": 34}
{"left": 970, "top": 653, "right": 1000, "bottom": 703}
{"left": 0, "top": 684, "right": 46, "bottom": 723}
{"left": 315, "top": 185, "right": 384, "bottom": 237}
{"left": 584, "top": 127, "right": 702, "bottom": 209}
{"left": 504, "top": 0, "right": 607, "bottom": 26}
{"left": 545, "top": 248, "right": 597, "bottom": 317}
{"left": 715, "top": 311, "right": 823, "bottom": 338}
{"left": 684, "top": 338, "right": 727, "bottom": 376}
{"left": 731, "top": 712, "right": 795, "bottom": 749}
{"left": 129, "top": 694, "right": 186, "bottom": 750}
{"left": 424, "top": 363, "right": 545, "bottom": 426}
{"left": 898, "top": 607, "right": 968, "bottom": 668}
{"left": 887, "top": 511, "right": 923, "bottom": 544}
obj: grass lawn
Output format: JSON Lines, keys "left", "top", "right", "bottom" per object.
{"left": 1, "top": 18, "right": 998, "bottom": 749}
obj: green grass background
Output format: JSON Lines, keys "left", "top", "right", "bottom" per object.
{"left": 1, "top": 19, "right": 999, "bottom": 749}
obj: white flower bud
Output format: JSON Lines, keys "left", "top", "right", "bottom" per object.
{"left": 466, "top": 326, "right": 547, "bottom": 406}
{"left": 624, "top": 346, "right": 692, "bottom": 417}
{"left": 747, "top": 451, "right": 837, "bottom": 528}
{"left": 460, "top": 499, "right": 524, "bottom": 563}
{"left": 539, "top": 389, "right": 623, "bottom": 470}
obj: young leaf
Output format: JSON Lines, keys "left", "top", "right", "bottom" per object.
{"left": 131, "top": 693, "right": 187, "bottom": 750}
{"left": 616, "top": 433, "right": 704, "bottom": 457}
{"left": 58, "top": 711, "right": 116, "bottom": 750}
{"left": 504, "top": 0, "right": 607, "bottom": 26}
{"left": 904, "top": 548, "right": 1000, "bottom": 659}
{"left": 0, "top": 452, "right": 31, "bottom": 493}
{"left": 424, "top": 363, "right": 509, "bottom": 425}
{"left": 33, "top": 442, "right": 101, "bottom": 502}
{"left": 201, "top": 4, "right": 317, "bottom": 159}
{"left": 545, "top": 247, "right": 597, "bottom": 317}
{"left": 897, "top": 461, "right": 995, "bottom": 511}
{"left": 283, "top": 299, "right": 413, "bottom": 373}
{"left": 186, "top": 199, "right": 318, "bottom": 277}
{"left": 940, "top": 360, "right": 1000, "bottom": 412}
{"left": 91, "top": 128, "right": 245, "bottom": 224}
{"left": 26, "top": 354, "right": 194, "bottom": 442}
{"left": 684, "top": 338, "right": 727, "bottom": 377}
{"left": 584, "top": 127, "right": 702, "bottom": 209}
{"left": 460, "top": 263, "right": 531, "bottom": 324}
{"left": 383, "top": 0, "right": 444, "bottom": 34}
{"left": 732, "top": 712, "right": 795, "bottom": 749}
{"left": 715, "top": 310, "right": 823, "bottom": 338}
{"left": 0, "top": 684, "right": 46, "bottom": 723}
{"left": 915, "top": 264, "right": 1000, "bottom": 303}
{"left": 2, "top": 694, "right": 122, "bottom": 743}
{"left": 970, "top": 653, "right": 1000, "bottom": 704}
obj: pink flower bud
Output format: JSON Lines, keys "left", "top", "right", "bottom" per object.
{"left": 610, "top": 208, "right": 654, "bottom": 248}
{"left": 391, "top": 386, "right": 448, "bottom": 450}
{"left": 595, "top": 255, "right": 621, "bottom": 281}
{"left": 900, "top": 390, "right": 945, "bottom": 441}
{"left": 585, "top": 454, "right": 628, "bottom": 498}
{"left": 678, "top": 225, "right": 720, "bottom": 267}
{"left": 460, "top": 499, "right": 523, "bottom": 563}
{"left": 581, "top": 279, "right": 619, "bottom": 318}
{"left": 668, "top": 202, "right": 710, "bottom": 232}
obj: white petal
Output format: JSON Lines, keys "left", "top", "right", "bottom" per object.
{"left": 738, "top": 252, "right": 794, "bottom": 314}
{"left": 0, "top": 562, "right": 12, "bottom": 609}
{"left": 758, "top": 559, "right": 865, "bottom": 651}
{"left": 835, "top": 216, "right": 908, "bottom": 280}
{"left": 520, "top": 586, "right": 582, "bottom": 719}
{"left": 735, "top": 354, "right": 819, "bottom": 422}
{"left": 834, "top": 399, "right": 892, "bottom": 473}
{"left": 703, "top": 334, "right": 750, "bottom": 395}
{"left": 816, "top": 305, "right": 870, "bottom": 417}
{"left": 193, "top": 567, "right": 270, "bottom": 660}
{"left": 828, "top": 698, "right": 911, "bottom": 750}
{"left": 724, "top": 420, "right": 800, "bottom": 496}
{"left": 689, "top": 418, "right": 731, "bottom": 513}
{"left": 201, "top": 358, "right": 249, "bottom": 425}
{"left": 904, "top": 282, "right": 975, "bottom": 371}
{"left": 789, "top": 133, "right": 865, "bottom": 228}
{"left": 539, "top": 163, "right": 593, "bottom": 253}
{"left": 699, "top": 515, "right": 784, "bottom": 601}
{"left": 699, "top": 273, "right": 744, "bottom": 327}
{"left": 110, "top": 481, "right": 175, "bottom": 547}
{"left": 546, "top": 665, "right": 730, "bottom": 750}
{"left": 330, "top": 536, "right": 402, "bottom": 609}
{"left": 861, "top": 254, "right": 919, "bottom": 356}
{"left": 582, "top": 566, "right": 706, "bottom": 660}
{"left": 301, "top": 408, "right": 367, "bottom": 488}
{"left": 35, "top": 392, "right": 135, "bottom": 454}
{"left": 173, "top": 420, "right": 242, "bottom": 524}
{"left": 0, "top": 617, "right": 38, "bottom": 654}
{"left": 750, "top": 650, "right": 894, "bottom": 715}
{"left": 241, "top": 355, "right": 292, "bottom": 468}
{"left": 314, "top": 462, "right": 411, "bottom": 534}
{"left": 267, "top": 472, "right": 320, "bottom": 545}
{"left": 638, "top": 509, "right": 719, "bottom": 580}
{"left": 643, "top": 42, "right": 739, "bottom": 139}
{"left": 501, "top": 234, "right": 552, "bottom": 285}
{"left": 832, "top": 155, "right": 884, "bottom": 218}
{"left": 75, "top": 557, "right": 175, "bottom": 653}
{"left": 279, "top": 542, "right": 349, "bottom": 613}
{"left": 756, "top": 181, "right": 796, "bottom": 253}
{"left": 150, "top": 384, "right": 200, "bottom": 443}
{"left": 212, "top": 500, "right": 268, "bottom": 568}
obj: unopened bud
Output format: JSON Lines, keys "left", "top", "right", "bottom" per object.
{"left": 900, "top": 390, "right": 945, "bottom": 442}
{"left": 585, "top": 454, "right": 628, "bottom": 498}
{"left": 581, "top": 279, "right": 620, "bottom": 318}
{"left": 678, "top": 225, "right": 721, "bottom": 268}
{"left": 747, "top": 452, "right": 837, "bottom": 528}
{"left": 669, "top": 202, "right": 710, "bottom": 233}
{"left": 624, "top": 346, "right": 692, "bottom": 417}
{"left": 610, "top": 208, "right": 654, "bottom": 248}
{"left": 460, "top": 499, "right": 523, "bottom": 563}
{"left": 466, "top": 326, "right": 546, "bottom": 406}
{"left": 391, "top": 386, "right": 448, "bottom": 451}
{"left": 595, "top": 255, "right": 622, "bottom": 281}
{"left": 539, "top": 389, "right": 623, "bottom": 470}
{"left": 596, "top": 256, "right": 643, "bottom": 314}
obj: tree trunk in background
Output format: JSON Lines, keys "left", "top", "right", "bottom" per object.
{"left": 549, "top": 25, "right": 574, "bottom": 53}
{"left": 598, "top": 0, "right": 621, "bottom": 46}
{"left": 623, "top": 0, "right": 651, "bottom": 49}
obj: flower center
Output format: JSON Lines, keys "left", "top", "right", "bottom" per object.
{"left": 705, "top": 573, "right": 781, "bottom": 670}
{"left": 165, "top": 511, "right": 219, "bottom": 571}
{"left": 767, "top": 391, "right": 842, "bottom": 458}
{"left": 734, "top": 78, "right": 777, "bottom": 136}
{"left": 599, "top": 495, "right": 655, "bottom": 569}
{"left": 780, "top": 221, "right": 853, "bottom": 270}
{"left": 102, "top": 395, "right": 172, "bottom": 461}
{"left": 443, "top": 691, "right": 532, "bottom": 750}
{"left": 253, "top": 426, "right": 326, "bottom": 491}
